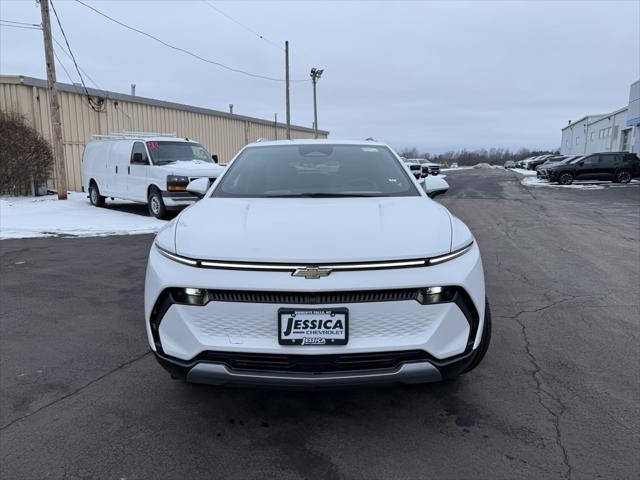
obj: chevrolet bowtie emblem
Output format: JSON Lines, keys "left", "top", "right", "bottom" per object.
{"left": 292, "top": 267, "right": 332, "bottom": 279}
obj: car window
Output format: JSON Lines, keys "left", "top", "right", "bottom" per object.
{"left": 130, "top": 142, "right": 149, "bottom": 164}
{"left": 212, "top": 144, "right": 420, "bottom": 198}
{"left": 581, "top": 155, "right": 599, "bottom": 165}
{"left": 600, "top": 154, "right": 617, "bottom": 166}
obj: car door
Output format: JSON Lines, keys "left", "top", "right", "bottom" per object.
{"left": 129, "top": 141, "right": 150, "bottom": 202}
{"left": 574, "top": 155, "right": 599, "bottom": 180}
{"left": 597, "top": 154, "right": 617, "bottom": 180}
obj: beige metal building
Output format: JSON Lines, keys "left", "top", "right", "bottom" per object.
{"left": 0, "top": 75, "right": 328, "bottom": 192}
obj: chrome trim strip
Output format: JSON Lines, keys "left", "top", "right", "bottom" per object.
{"left": 186, "top": 361, "right": 442, "bottom": 386}
{"left": 155, "top": 241, "right": 473, "bottom": 271}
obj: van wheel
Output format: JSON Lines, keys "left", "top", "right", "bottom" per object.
{"left": 558, "top": 172, "right": 573, "bottom": 185}
{"left": 615, "top": 170, "right": 631, "bottom": 184}
{"left": 148, "top": 188, "right": 168, "bottom": 219}
{"left": 461, "top": 299, "right": 492, "bottom": 374}
{"left": 89, "top": 183, "right": 105, "bottom": 207}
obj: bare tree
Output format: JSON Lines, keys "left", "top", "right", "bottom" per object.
{"left": 0, "top": 110, "right": 54, "bottom": 196}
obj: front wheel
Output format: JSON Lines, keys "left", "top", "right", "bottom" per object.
{"left": 148, "top": 188, "right": 168, "bottom": 219}
{"left": 615, "top": 169, "right": 631, "bottom": 184}
{"left": 558, "top": 172, "right": 573, "bottom": 185}
{"left": 461, "top": 299, "right": 492, "bottom": 374}
{"left": 89, "top": 183, "right": 105, "bottom": 207}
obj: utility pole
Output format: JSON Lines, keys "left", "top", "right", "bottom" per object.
{"left": 310, "top": 67, "right": 324, "bottom": 139}
{"left": 39, "top": 0, "right": 67, "bottom": 200}
{"left": 285, "top": 41, "right": 291, "bottom": 139}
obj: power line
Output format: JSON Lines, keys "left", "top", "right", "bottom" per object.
{"left": 49, "top": 0, "right": 100, "bottom": 111}
{"left": 201, "top": 1, "right": 283, "bottom": 52}
{"left": 0, "top": 19, "right": 41, "bottom": 27}
{"left": 73, "top": 0, "right": 307, "bottom": 83}
{"left": 0, "top": 22, "right": 42, "bottom": 31}
{"left": 52, "top": 35, "right": 100, "bottom": 89}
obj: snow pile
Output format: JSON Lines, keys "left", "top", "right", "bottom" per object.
{"left": 510, "top": 168, "right": 537, "bottom": 176}
{"left": 0, "top": 192, "right": 166, "bottom": 239}
{"left": 440, "top": 166, "right": 474, "bottom": 172}
{"left": 521, "top": 177, "right": 640, "bottom": 190}
{"left": 473, "top": 163, "right": 492, "bottom": 169}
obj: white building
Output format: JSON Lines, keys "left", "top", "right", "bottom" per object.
{"left": 560, "top": 80, "right": 639, "bottom": 155}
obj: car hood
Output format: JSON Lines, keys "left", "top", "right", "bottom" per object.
{"left": 173, "top": 197, "right": 453, "bottom": 263}
{"left": 156, "top": 161, "right": 225, "bottom": 177}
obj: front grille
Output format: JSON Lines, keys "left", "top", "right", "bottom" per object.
{"left": 195, "top": 350, "right": 431, "bottom": 373}
{"left": 206, "top": 288, "right": 420, "bottom": 304}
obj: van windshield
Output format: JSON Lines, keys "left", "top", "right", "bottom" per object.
{"left": 146, "top": 141, "right": 212, "bottom": 165}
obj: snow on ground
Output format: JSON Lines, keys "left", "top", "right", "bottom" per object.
{"left": 510, "top": 168, "right": 537, "bottom": 176}
{"left": 440, "top": 166, "right": 474, "bottom": 172}
{"left": 521, "top": 176, "right": 640, "bottom": 190}
{"left": 0, "top": 192, "right": 166, "bottom": 239}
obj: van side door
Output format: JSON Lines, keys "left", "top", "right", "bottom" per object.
{"left": 129, "top": 142, "right": 151, "bottom": 202}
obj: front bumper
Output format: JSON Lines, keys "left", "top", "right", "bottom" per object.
{"left": 153, "top": 347, "right": 481, "bottom": 387}
{"left": 161, "top": 191, "right": 200, "bottom": 210}
{"left": 144, "top": 242, "right": 486, "bottom": 386}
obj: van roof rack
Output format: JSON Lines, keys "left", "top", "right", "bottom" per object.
{"left": 91, "top": 131, "right": 177, "bottom": 140}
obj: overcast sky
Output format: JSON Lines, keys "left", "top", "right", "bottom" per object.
{"left": 1, "top": 0, "right": 639, "bottom": 153}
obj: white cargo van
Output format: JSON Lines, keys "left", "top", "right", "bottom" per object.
{"left": 81, "top": 133, "right": 225, "bottom": 218}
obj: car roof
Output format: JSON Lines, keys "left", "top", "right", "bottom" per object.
{"left": 245, "top": 139, "right": 389, "bottom": 148}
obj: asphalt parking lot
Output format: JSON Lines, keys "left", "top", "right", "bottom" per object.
{"left": 1, "top": 168, "right": 638, "bottom": 480}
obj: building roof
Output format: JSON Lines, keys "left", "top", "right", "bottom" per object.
{"left": 0, "top": 75, "right": 329, "bottom": 135}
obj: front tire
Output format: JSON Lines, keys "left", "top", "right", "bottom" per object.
{"left": 89, "top": 183, "right": 105, "bottom": 207}
{"left": 558, "top": 172, "right": 573, "bottom": 185}
{"left": 615, "top": 169, "right": 631, "bottom": 184}
{"left": 148, "top": 188, "right": 168, "bottom": 219}
{"left": 461, "top": 299, "right": 492, "bottom": 374}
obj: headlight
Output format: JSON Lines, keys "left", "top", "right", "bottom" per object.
{"left": 416, "top": 286, "right": 456, "bottom": 305}
{"left": 167, "top": 175, "right": 190, "bottom": 191}
{"left": 427, "top": 242, "right": 473, "bottom": 265}
{"left": 171, "top": 287, "right": 209, "bottom": 305}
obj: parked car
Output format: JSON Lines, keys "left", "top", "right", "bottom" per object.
{"left": 145, "top": 140, "right": 491, "bottom": 388}
{"left": 451, "top": 162, "right": 459, "bottom": 169}
{"left": 82, "top": 133, "right": 225, "bottom": 219}
{"left": 516, "top": 157, "right": 534, "bottom": 168}
{"left": 403, "top": 158, "right": 423, "bottom": 179}
{"left": 536, "top": 156, "right": 579, "bottom": 178}
{"left": 546, "top": 152, "right": 640, "bottom": 185}
{"left": 526, "top": 155, "right": 556, "bottom": 170}
{"left": 413, "top": 158, "right": 440, "bottom": 177}
{"left": 504, "top": 160, "right": 516, "bottom": 168}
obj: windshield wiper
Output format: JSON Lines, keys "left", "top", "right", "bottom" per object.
{"left": 263, "top": 192, "right": 382, "bottom": 198}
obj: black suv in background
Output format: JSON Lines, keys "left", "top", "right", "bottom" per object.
{"left": 547, "top": 152, "right": 640, "bottom": 185}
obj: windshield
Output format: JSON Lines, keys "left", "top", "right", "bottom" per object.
{"left": 212, "top": 144, "right": 420, "bottom": 198}
{"left": 569, "top": 156, "right": 585, "bottom": 164}
{"left": 146, "top": 141, "right": 212, "bottom": 165}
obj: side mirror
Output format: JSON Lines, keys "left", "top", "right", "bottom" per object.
{"left": 186, "top": 177, "right": 210, "bottom": 198}
{"left": 578, "top": 161, "right": 584, "bottom": 166}
{"left": 211, "top": 154, "right": 219, "bottom": 164}
{"left": 423, "top": 175, "right": 449, "bottom": 199}
{"left": 132, "top": 153, "right": 146, "bottom": 164}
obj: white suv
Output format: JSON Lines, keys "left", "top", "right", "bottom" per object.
{"left": 144, "top": 140, "right": 490, "bottom": 387}
{"left": 81, "top": 133, "right": 225, "bottom": 218}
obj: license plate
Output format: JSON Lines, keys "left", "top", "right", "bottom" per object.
{"left": 278, "top": 308, "right": 348, "bottom": 346}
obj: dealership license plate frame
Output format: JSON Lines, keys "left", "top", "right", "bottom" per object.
{"left": 278, "top": 308, "right": 349, "bottom": 346}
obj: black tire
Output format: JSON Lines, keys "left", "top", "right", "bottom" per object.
{"left": 558, "top": 172, "right": 573, "bottom": 185}
{"left": 148, "top": 188, "right": 168, "bottom": 219}
{"left": 461, "top": 299, "right": 492, "bottom": 374}
{"left": 88, "top": 182, "right": 105, "bottom": 207}
{"left": 615, "top": 169, "right": 631, "bottom": 184}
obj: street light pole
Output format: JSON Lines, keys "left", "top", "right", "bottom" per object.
{"left": 310, "top": 67, "right": 323, "bottom": 139}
